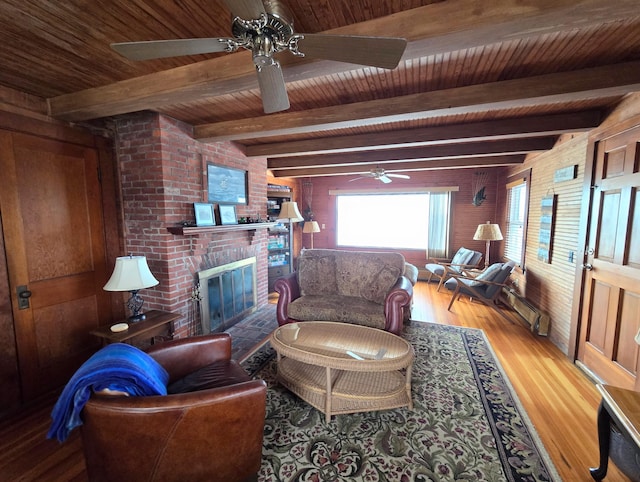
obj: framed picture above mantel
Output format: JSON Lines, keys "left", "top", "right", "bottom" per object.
{"left": 207, "top": 163, "right": 248, "bottom": 205}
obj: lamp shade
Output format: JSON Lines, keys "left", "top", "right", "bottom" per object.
{"left": 103, "top": 255, "right": 159, "bottom": 292}
{"left": 473, "top": 221, "right": 503, "bottom": 241}
{"left": 277, "top": 201, "right": 304, "bottom": 222}
{"left": 303, "top": 221, "right": 321, "bottom": 233}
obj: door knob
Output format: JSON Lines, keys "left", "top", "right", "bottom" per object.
{"left": 582, "top": 264, "right": 593, "bottom": 271}
{"left": 17, "top": 285, "right": 32, "bottom": 310}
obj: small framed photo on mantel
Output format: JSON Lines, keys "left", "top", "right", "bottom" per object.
{"left": 217, "top": 204, "right": 238, "bottom": 225}
{"left": 194, "top": 203, "right": 215, "bottom": 227}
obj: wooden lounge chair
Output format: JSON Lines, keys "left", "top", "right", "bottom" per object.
{"left": 425, "top": 247, "right": 483, "bottom": 292}
{"left": 444, "top": 261, "right": 516, "bottom": 323}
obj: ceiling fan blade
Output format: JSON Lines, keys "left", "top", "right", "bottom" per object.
{"left": 388, "top": 173, "right": 411, "bottom": 179}
{"left": 111, "top": 38, "right": 233, "bottom": 60}
{"left": 296, "top": 34, "right": 407, "bottom": 69}
{"left": 379, "top": 175, "right": 393, "bottom": 184}
{"left": 256, "top": 61, "right": 290, "bottom": 114}
{"left": 348, "top": 176, "right": 366, "bottom": 182}
{"left": 223, "top": 0, "right": 266, "bottom": 20}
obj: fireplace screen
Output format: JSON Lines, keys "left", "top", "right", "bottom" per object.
{"left": 199, "top": 257, "right": 257, "bottom": 333}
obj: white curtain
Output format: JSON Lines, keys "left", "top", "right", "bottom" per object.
{"left": 426, "top": 192, "right": 451, "bottom": 259}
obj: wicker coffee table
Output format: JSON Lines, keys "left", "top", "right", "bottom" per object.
{"left": 270, "top": 321, "right": 414, "bottom": 422}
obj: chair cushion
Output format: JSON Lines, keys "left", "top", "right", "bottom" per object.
{"left": 297, "top": 249, "right": 404, "bottom": 305}
{"left": 297, "top": 251, "right": 339, "bottom": 297}
{"left": 464, "top": 263, "right": 503, "bottom": 287}
{"left": 288, "top": 295, "right": 386, "bottom": 329}
{"left": 451, "top": 247, "right": 475, "bottom": 267}
{"left": 426, "top": 247, "right": 475, "bottom": 278}
{"left": 404, "top": 262, "right": 419, "bottom": 285}
{"left": 167, "top": 360, "right": 251, "bottom": 394}
{"left": 425, "top": 263, "right": 445, "bottom": 276}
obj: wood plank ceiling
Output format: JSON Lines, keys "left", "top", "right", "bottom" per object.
{"left": 1, "top": 0, "right": 639, "bottom": 179}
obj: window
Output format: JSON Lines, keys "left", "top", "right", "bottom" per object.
{"left": 504, "top": 173, "right": 530, "bottom": 266}
{"left": 335, "top": 191, "right": 451, "bottom": 252}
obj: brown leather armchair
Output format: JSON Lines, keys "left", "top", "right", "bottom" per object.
{"left": 80, "top": 334, "right": 267, "bottom": 482}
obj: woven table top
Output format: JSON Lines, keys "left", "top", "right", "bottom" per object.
{"left": 270, "top": 321, "right": 414, "bottom": 371}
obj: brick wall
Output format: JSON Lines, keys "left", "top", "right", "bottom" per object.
{"left": 114, "top": 112, "right": 268, "bottom": 338}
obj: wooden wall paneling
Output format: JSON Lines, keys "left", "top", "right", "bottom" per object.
{"left": 505, "top": 134, "right": 589, "bottom": 353}
{"left": 0, "top": 110, "right": 96, "bottom": 147}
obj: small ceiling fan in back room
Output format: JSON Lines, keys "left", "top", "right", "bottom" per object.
{"left": 349, "top": 168, "right": 411, "bottom": 184}
{"left": 110, "top": 0, "right": 407, "bottom": 114}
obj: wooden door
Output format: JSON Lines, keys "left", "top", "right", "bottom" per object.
{"left": 0, "top": 130, "right": 112, "bottom": 401}
{"left": 577, "top": 125, "right": 640, "bottom": 390}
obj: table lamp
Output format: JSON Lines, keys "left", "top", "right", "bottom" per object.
{"left": 473, "top": 221, "right": 503, "bottom": 268}
{"left": 103, "top": 255, "right": 159, "bottom": 322}
{"left": 277, "top": 201, "right": 304, "bottom": 222}
{"left": 303, "top": 220, "right": 321, "bottom": 248}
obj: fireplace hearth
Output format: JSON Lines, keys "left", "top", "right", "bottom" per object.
{"left": 198, "top": 257, "right": 257, "bottom": 333}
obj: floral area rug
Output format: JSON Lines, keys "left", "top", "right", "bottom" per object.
{"left": 241, "top": 322, "right": 561, "bottom": 482}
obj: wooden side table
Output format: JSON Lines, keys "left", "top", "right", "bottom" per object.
{"left": 90, "top": 310, "right": 181, "bottom": 347}
{"left": 590, "top": 384, "right": 640, "bottom": 481}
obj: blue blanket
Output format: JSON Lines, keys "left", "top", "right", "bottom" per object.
{"left": 47, "top": 343, "right": 169, "bottom": 442}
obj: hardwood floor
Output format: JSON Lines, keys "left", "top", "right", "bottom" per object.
{"left": 411, "top": 280, "right": 630, "bottom": 481}
{"left": 0, "top": 281, "right": 630, "bottom": 481}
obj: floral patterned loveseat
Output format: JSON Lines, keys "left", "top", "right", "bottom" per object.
{"left": 274, "top": 249, "right": 413, "bottom": 335}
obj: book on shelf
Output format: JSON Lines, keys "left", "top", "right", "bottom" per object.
{"left": 268, "top": 184, "right": 292, "bottom": 192}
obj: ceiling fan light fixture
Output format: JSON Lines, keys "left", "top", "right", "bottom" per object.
{"left": 112, "top": 0, "right": 407, "bottom": 115}
{"left": 349, "top": 167, "right": 411, "bottom": 183}
{"left": 252, "top": 35, "right": 275, "bottom": 66}
{"left": 231, "top": 5, "right": 293, "bottom": 53}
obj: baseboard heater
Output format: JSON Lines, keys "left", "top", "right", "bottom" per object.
{"left": 502, "top": 288, "right": 550, "bottom": 336}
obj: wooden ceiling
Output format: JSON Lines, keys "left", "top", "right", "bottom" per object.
{"left": 1, "top": 0, "right": 640, "bottom": 179}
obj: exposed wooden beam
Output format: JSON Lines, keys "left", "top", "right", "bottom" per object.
{"left": 267, "top": 137, "right": 555, "bottom": 169}
{"left": 270, "top": 155, "right": 526, "bottom": 177}
{"left": 0, "top": 85, "right": 48, "bottom": 115}
{"left": 195, "top": 61, "right": 640, "bottom": 142}
{"left": 245, "top": 111, "right": 601, "bottom": 158}
{"left": 47, "top": 0, "right": 639, "bottom": 121}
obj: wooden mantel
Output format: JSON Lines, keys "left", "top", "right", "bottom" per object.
{"left": 167, "top": 222, "right": 275, "bottom": 236}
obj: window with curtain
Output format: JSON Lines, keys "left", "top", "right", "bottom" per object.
{"left": 504, "top": 174, "right": 530, "bottom": 266}
{"left": 335, "top": 192, "right": 451, "bottom": 252}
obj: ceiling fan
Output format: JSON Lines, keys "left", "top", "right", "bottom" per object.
{"left": 349, "top": 168, "right": 411, "bottom": 184}
{"left": 110, "top": 0, "right": 407, "bottom": 114}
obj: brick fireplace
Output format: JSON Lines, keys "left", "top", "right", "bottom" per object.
{"left": 198, "top": 257, "right": 257, "bottom": 333}
{"left": 113, "top": 111, "right": 270, "bottom": 338}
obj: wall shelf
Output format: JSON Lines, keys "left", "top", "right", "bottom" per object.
{"left": 167, "top": 222, "right": 275, "bottom": 236}
{"left": 267, "top": 188, "right": 294, "bottom": 292}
